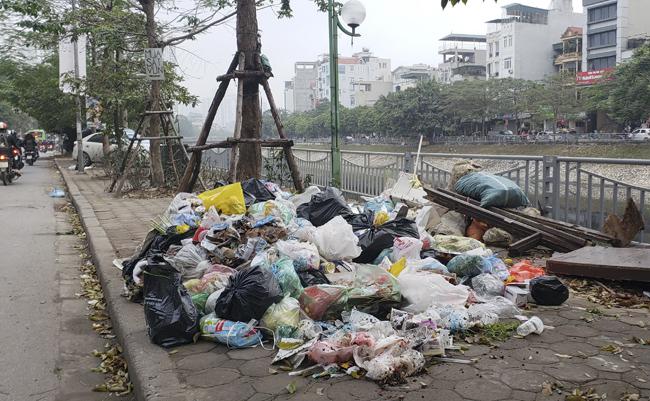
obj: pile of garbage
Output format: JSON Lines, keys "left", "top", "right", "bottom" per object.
{"left": 121, "top": 171, "right": 570, "bottom": 384}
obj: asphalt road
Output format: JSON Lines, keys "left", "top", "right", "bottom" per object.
{"left": 0, "top": 160, "right": 125, "bottom": 401}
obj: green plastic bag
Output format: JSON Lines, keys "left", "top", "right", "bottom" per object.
{"left": 271, "top": 258, "right": 304, "bottom": 298}
{"left": 261, "top": 296, "right": 300, "bottom": 333}
{"left": 191, "top": 292, "right": 209, "bottom": 315}
{"left": 455, "top": 172, "right": 529, "bottom": 208}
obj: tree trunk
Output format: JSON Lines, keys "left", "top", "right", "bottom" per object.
{"left": 235, "top": 0, "right": 262, "bottom": 180}
{"left": 141, "top": 0, "right": 164, "bottom": 186}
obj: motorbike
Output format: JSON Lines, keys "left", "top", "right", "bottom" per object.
{"left": 24, "top": 148, "right": 39, "bottom": 166}
{"left": 0, "top": 145, "right": 17, "bottom": 185}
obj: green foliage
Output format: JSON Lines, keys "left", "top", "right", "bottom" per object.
{"left": 530, "top": 72, "right": 582, "bottom": 132}
{"left": 583, "top": 43, "right": 650, "bottom": 125}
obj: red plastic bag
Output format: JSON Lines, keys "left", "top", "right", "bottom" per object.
{"left": 508, "top": 260, "right": 545, "bottom": 283}
{"left": 298, "top": 285, "right": 347, "bottom": 320}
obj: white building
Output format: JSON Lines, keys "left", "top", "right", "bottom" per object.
{"left": 286, "top": 62, "right": 318, "bottom": 112}
{"left": 437, "top": 34, "right": 486, "bottom": 84}
{"left": 486, "top": 0, "right": 583, "bottom": 80}
{"left": 581, "top": 0, "right": 650, "bottom": 72}
{"left": 392, "top": 64, "right": 436, "bottom": 91}
{"left": 317, "top": 48, "right": 392, "bottom": 108}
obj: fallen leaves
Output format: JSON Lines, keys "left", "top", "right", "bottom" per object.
{"left": 565, "top": 388, "right": 606, "bottom": 401}
{"left": 565, "top": 279, "right": 650, "bottom": 309}
{"left": 600, "top": 344, "right": 623, "bottom": 354}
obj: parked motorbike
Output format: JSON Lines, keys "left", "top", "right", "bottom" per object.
{"left": 24, "top": 148, "right": 38, "bottom": 166}
{"left": 0, "top": 146, "right": 17, "bottom": 185}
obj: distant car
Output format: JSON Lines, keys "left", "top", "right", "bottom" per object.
{"left": 629, "top": 128, "right": 650, "bottom": 141}
{"left": 72, "top": 132, "right": 136, "bottom": 166}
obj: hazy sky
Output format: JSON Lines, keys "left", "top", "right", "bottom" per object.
{"left": 171, "top": 0, "right": 584, "bottom": 117}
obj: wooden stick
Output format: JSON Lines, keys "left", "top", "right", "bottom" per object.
{"left": 188, "top": 138, "right": 294, "bottom": 152}
{"left": 177, "top": 53, "right": 239, "bottom": 192}
{"left": 260, "top": 74, "right": 304, "bottom": 192}
{"left": 108, "top": 109, "right": 147, "bottom": 192}
{"left": 229, "top": 52, "right": 245, "bottom": 183}
{"left": 216, "top": 70, "right": 269, "bottom": 82}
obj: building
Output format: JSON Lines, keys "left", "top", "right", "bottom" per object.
{"left": 392, "top": 64, "right": 436, "bottom": 91}
{"left": 317, "top": 48, "right": 392, "bottom": 108}
{"left": 290, "top": 62, "right": 318, "bottom": 112}
{"left": 553, "top": 26, "right": 583, "bottom": 74}
{"left": 283, "top": 81, "right": 295, "bottom": 113}
{"left": 436, "top": 34, "right": 486, "bottom": 84}
{"left": 486, "top": 0, "right": 583, "bottom": 80}
{"left": 581, "top": 0, "right": 650, "bottom": 72}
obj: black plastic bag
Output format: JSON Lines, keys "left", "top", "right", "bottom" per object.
{"left": 530, "top": 275, "right": 569, "bottom": 306}
{"left": 242, "top": 178, "right": 276, "bottom": 203}
{"left": 297, "top": 187, "right": 353, "bottom": 227}
{"left": 143, "top": 255, "right": 199, "bottom": 348}
{"left": 354, "top": 218, "right": 420, "bottom": 263}
{"left": 214, "top": 265, "right": 283, "bottom": 322}
{"left": 296, "top": 266, "right": 331, "bottom": 287}
{"left": 344, "top": 210, "right": 375, "bottom": 231}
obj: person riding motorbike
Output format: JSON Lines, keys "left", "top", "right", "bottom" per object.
{"left": 0, "top": 124, "right": 23, "bottom": 175}
{"left": 22, "top": 132, "right": 39, "bottom": 164}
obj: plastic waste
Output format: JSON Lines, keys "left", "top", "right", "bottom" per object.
{"left": 364, "top": 196, "right": 394, "bottom": 213}
{"left": 235, "top": 237, "right": 268, "bottom": 261}
{"left": 296, "top": 319, "right": 322, "bottom": 340}
{"left": 471, "top": 273, "right": 505, "bottom": 298}
{"left": 200, "top": 207, "right": 221, "bottom": 229}
{"left": 348, "top": 264, "right": 402, "bottom": 314}
{"left": 388, "top": 257, "right": 407, "bottom": 277}
{"left": 289, "top": 185, "right": 320, "bottom": 207}
{"left": 455, "top": 172, "right": 529, "bottom": 208}
{"left": 448, "top": 160, "right": 482, "bottom": 190}
{"left": 516, "top": 316, "right": 544, "bottom": 336}
{"left": 364, "top": 340, "right": 425, "bottom": 384}
{"left": 447, "top": 254, "right": 484, "bottom": 278}
{"left": 287, "top": 218, "right": 318, "bottom": 243}
{"left": 183, "top": 270, "right": 231, "bottom": 295}
{"left": 271, "top": 258, "right": 304, "bottom": 299}
{"left": 436, "top": 305, "right": 471, "bottom": 332}
{"left": 296, "top": 187, "right": 353, "bottom": 227}
{"left": 191, "top": 292, "right": 209, "bottom": 314}
{"left": 466, "top": 219, "right": 488, "bottom": 241}
{"left": 166, "top": 192, "right": 201, "bottom": 216}
{"left": 241, "top": 178, "right": 276, "bottom": 203}
{"left": 143, "top": 255, "right": 199, "bottom": 348}
{"left": 199, "top": 313, "right": 262, "bottom": 348}
{"left": 204, "top": 288, "right": 224, "bottom": 314}
{"left": 508, "top": 260, "right": 545, "bottom": 283}
{"left": 481, "top": 255, "right": 510, "bottom": 281}
{"left": 355, "top": 218, "right": 420, "bottom": 264}
{"left": 467, "top": 296, "right": 520, "bottom": 321}
{"left": 415, "top": 205, "right": 441, "bottom": 232}
{"left": 295, "top": 266, "right": 330, "bottom": 287}
{"left": 344, "top": 210, "right": 375, "bottom": 231}
{"left": 164, "top": 243, "right": 208, "bottom": 279}
{"left": 298, "top": 285, "right": 348, "bottom": 321}
{"left": 406, "top": 257, "right": 448, "bottom": 275}
{"left": 483, "top": 227, "right": 513, "bottom": 247}
{"left": 348, "top": 308, "right": 380, "bottom": 331}
{"left": 398, "top": 271, "right": 469, "bottom": 313}
{"left": 308, "top": 340, "right": 355, "bottom": 365}
{"left": 276, "top": 239, "right": 320, "bottom": 270}
{"left": 213, "top": 265, "right": 283, "bottom": 322}
{"left": 391, "top": 237, "right": 423, "bottom": 261}
{"left": 248, "top": 199, "right": 295, "bottom": 226}
{"left": 435, "top": 211, "right": 467, "bottom": 237}
{"left": 373, "top": 209, "right": 390, "bottom": 226}
{"left": 49, "top": 188, "right": 65, "bottom": 198}
{"left": 261, "top": 296, "right": 300, "bottom": 333}
{"left": 197, "top": 183, "right": 246, "bottom": 215}
{"left": 530, "top": 276, "right": 569, "bottom": 306}
{"left": 311, "top": 216, "right": 362, "bottom": 261}
{"left": 430, "top": 234, "right": 486, "bottom": 255}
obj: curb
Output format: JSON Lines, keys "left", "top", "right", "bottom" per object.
{"left": 55, "top": 159, "right": 189, "bottom": 401}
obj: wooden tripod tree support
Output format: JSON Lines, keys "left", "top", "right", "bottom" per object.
{"left": 177, "top": 50, "right": 304, "bottom": 193}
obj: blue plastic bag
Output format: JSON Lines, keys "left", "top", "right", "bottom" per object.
{"left": 199, "top": 313, "right": 262, "bottom": 348}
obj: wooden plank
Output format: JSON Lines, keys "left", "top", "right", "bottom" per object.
{"left": 547, "top": 246, "right": 650, "bottom": 282}
{"left": 508, "top": 232, "right": 543, "bottom": 257}
{"left": 188, "top": 138, "right": 294, "bottom": 152}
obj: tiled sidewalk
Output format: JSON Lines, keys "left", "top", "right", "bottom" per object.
{"left": 57, "top": 158, "right": 650, "bottom": 401}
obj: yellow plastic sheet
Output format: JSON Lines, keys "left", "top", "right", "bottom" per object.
{"left": 388, "top": 257, "right": 407, "bottom": 277}
{"left": 197, "top": 183, "right": 246, "bottom": 215}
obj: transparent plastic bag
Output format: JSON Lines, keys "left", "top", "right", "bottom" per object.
{"left": 391, "top": 237, "right": 423, "bottom": 261}
{"left": 467, "top": 296, "right": 519, "bottom": 321}
{"left": 398, "top": 271, "right": 469, "bottom": 313}
{"left": 272, "top": 258, "right": 304, "bottom": 299}
{"left": 298, "top": 285, "right": 348, "bottom": 321}
{"left": 312, "top": 216, "right": 362, "bottom": 261}
{"left": 406, "top": 257, "right": 448, "bottom": 275}
{"left": 165, "top": 243, "right": 208, "bottom": 279}
{"left": 348, "top": 308, "right": 380, "bottom": 331}
{"left": 199, "top": 313, "right": 262, "bottom": 348}
{"left": 276, "top": 239, "right": 320, "bottom": 270}
{"left": 248, "top": 199, "right": 296, "bottom": 226}
{"left": 261, "top": 296, "right": 300, "bottom": 333}
{"left": 471, "top": 273, "right": 505, "bottom": 298}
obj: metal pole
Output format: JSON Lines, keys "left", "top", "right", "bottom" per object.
{"left": 71, "top": 0, "right": 84, "bottom": 173}
{"left": 328, "top": 0, "right": 341, "bottom": 187}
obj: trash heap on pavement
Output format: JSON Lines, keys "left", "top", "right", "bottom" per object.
{"left": 120, "top": 168, "right": 571, "bottom": 384}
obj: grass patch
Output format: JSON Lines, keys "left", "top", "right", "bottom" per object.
{"left": 459, "top": 321, "right": 520, "bottom": 345}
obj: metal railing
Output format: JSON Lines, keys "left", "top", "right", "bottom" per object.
{"left": 199, "top": 147, "right": 650, "bottom": 243}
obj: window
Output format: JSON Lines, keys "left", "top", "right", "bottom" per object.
{"left": 495, "top": 41, "right": 500, "bottom": 55}
{"left": 88, "top": 134, "right": 103, "bottom": 143}
{"left": 503, "top": 37, "right": 507, "bottom": 47}
{"left": 587, "top": 55, "right": 616, "bottom": 71}
{"left": 508, "top": 36, "right": 513, "bottom": 47}
{"left": 588, "top": 3, "right": 617, "bottom": 24}
{"left": 504, "top": 58, "right": 512, "bottom": 70}
{"left": 489, "top": 43, "right": 493, "bottom": 57}
{"left": 338, "top": 65, "right": 345, "bottom": 74}
{"left": 487, "top": 63, "right": 492, "bottom": 76}
{"left": 348, "top": 65, "right": 354, "bottom": 72}
{"left": 588, "top": 30, "right": 616, "bottom": 48}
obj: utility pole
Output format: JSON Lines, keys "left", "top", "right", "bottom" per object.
{"left": 71, "top": 0, "right": 84, "bottom": 173}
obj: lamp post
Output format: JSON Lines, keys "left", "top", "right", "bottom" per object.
{"left": 328, "top": 0, "right": 365, "bottom": 187}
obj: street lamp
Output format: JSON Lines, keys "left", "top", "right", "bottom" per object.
{"left": 328, "top": 0, "right": 365, "bottom": 187}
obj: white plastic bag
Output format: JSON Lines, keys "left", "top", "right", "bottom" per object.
{"left": 166, "top": 192, "right": 201, "bottom": 217}
{"left": 276, "top": 239, "right": 320, "bottom": 270}
{"left": 290, "top": 186, "right": 321, "bottom": 207}
{"left": 471, "top": 273, "right": 505, "bottom": 298}
{"left": 467, "top": 296, "right": 519, "bottom": 321}
{"left": 312, "top": 216, "right": 362, "bottom": 261}
{"left": 165, "top": 243, "right": 208, "bottom": 279}
{"left": 261, "top": 296, "right": 300, "bottom": 333}
{"left": 434, "top": 211, "right": 467, "bottom": 236}
{"left": 415, "top": 206, "right": 441, "bottom": 232}
{"left": 406, "top": 257, "right": 449, "bottom": 275}
{"left": 391, "top": 237, "right": 423, "bottom": 261}
{"left": 398, "top": 271, "right": 469, "bottom": 313}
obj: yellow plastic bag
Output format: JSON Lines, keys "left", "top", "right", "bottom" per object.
{"left": 197, "top": 183, "right": 246, "bottom": 215}
{"left": 373, "top": 210, "right": 389, "bottom": 226}
{"left": 388, "top": 257, "right": 407, "bottom": 277}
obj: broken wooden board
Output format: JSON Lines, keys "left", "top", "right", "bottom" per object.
{"left": 547, "top": 246, "right": 650, "bottom": 282}
{"left": 603, "top": 198, "right": 645, "bottom": 247}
